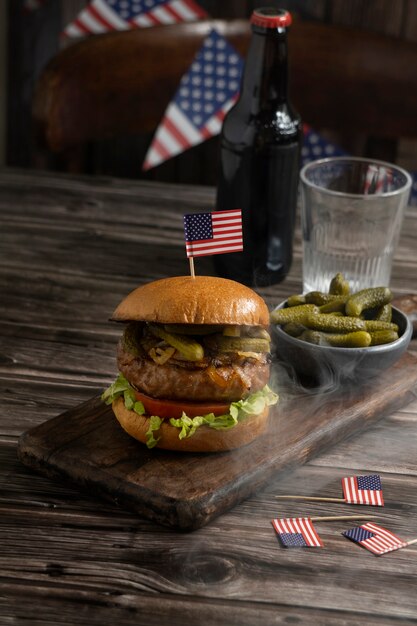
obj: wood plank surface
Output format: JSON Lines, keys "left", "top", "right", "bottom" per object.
{"left": 1, "top": 169, "right": 417, "bottom": 625}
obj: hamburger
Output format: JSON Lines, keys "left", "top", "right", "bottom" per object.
{"left": 102, "top": 275, "right": 278, "bottom": 452}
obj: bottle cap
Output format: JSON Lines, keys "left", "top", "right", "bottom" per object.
{"left": 250, "top": 8, "right": 292, "bottom": 29}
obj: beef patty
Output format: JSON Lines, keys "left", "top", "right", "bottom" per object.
{"left": 117, "top": 341, "right": 270, "bottom": 402}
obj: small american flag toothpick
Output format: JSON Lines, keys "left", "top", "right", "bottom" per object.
{"left": 341, "top": 474, "right": 384, "bottom": 506}
{"left": 183, "top": 209, "right": 243, "bottom": 276}
{"left": 342, "top": 522, "right": 417, "bottom": 556}
{"left": 271, "top": 517, "right": 324, "bottom": 548}
{"left": 275, "top": 474, "right": 385, "bottom": 507}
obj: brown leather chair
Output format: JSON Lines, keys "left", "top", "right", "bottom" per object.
{"left": 32, "top": 18, "right": 417, "bottom": 181}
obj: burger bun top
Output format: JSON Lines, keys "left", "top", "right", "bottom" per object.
{"left": 112, "top": 275, "right": 269, "bottom": 326}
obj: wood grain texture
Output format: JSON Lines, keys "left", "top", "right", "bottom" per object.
{"left": 1, "top": 169, "right": 417, "bottom": 624}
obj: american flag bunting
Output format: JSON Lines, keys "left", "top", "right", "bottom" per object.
{"left": 183, "top": 209, "right": 243, "bottom": 257}
{"left": 342, "top": 474, "right": 384, "bottom": 506}
{"left": 271, "top": 517, "right": 324, "bottom": 548}
{"left": 301, "top": 124, "right": 347, "bottom": 165}
{"left": 143, "top": 29, "right": 243, "bottom": 170}
{"left": 63, "top": 0, "right": 207, "bottom": 38}
{"left": 343, "top": 522, "right": 407, "bottom": 556}
{"left": 138, "top": 24, "right": 417, "bottom": 207}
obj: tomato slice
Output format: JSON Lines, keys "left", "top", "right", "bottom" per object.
{"left": 133, "top": 390, "right": 231, "bottom": 419}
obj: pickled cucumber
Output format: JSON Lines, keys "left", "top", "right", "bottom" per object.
{"left": 305, "top": 312, "right": 366, "bottom": 333}
{"left": 369, "top": 330, "right": 399, "bottom": 346}
{"left": 363, "top": 320, "right": 398, "bottom": 333}
{"left": 325, "top": 331, "right": 371, "bottom": 348}
{"left": 270, "top": 304, "right": 318, "bottom": 325}
{"left": 148, "top": 324, "right": 204, "bottom": 361}
{"left": 305, "top": 292, "right": 343, "bottom": 306}
{"left": 222, "top": 325, "right": 241, "bottom": 337}
{"left": 374, "top": 303, "right": 392, "bottom": 323}
{"left": 271, "top": 275, "right": 400, "bottom": 348}
{"left": 300, "top": 329, "right": 371, "bottom": 348}
{"left": 122, "top": 323, "right": 142, "bottom": 356}
{"left": 329, "top": 272, "right": 351, "bottom": 296}
{"left": 283, "top": 322, "right": 305, "bottom": 337}
{"left": 287, "top": 294, "right": 306, "bottom": 307}
{"left": 319, "top": 297, "right": 348, "bottom": 314}
{"left": 345, "top": 287, "right": 392, "bottom": 317}
{"left": 245, "top": 327, "right": 271, "bottom": 340}
{"left": 204, "top": 334, "right": 270, "bottom": 353}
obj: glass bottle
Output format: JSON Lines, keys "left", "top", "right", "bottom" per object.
{"left": 214, "top": 7, "right": 302, "bottom": 287}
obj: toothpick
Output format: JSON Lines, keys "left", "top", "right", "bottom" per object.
{"left": 406, "top": 538, "right": 417, "bottom": 546}
{"left": 189, "top": 257, "right": 195, "bottom": 278}
{"left": 275, "top": 495, "right": 346, "bottom": 503}
{"left": 311, "top": 515, "right": 377, "bottom": 522}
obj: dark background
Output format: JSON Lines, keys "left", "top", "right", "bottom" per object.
{"left": 6, "top": 0, "right": 417, "bottom": 185}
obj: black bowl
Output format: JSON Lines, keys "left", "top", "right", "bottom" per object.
{"left": 271, "top": 302, "right": 412, "bottom": 384}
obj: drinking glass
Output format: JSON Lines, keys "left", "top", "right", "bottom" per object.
{"left": 300, "top": 157, "right": 412, "bottom": 293}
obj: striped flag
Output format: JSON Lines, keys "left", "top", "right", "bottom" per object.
{"left": 364, "top": 164, "right": 393, "bottom": 194}
{"left": 343, "top": 522, "right": 407, "bottom": 556}
{"left": 342, "top": 474, "right": 384, "bottom": 506}
{"left": 63, "top": 0, "right": 207, "bottom": 38}
{"left": 271, "top": 517, "right": 324, "bottom": 548}
{"left": 301, "top": 124, "right": 347, "bottom": 165}
{"left": 183, "top": 209, "right": 243, "bottom": 257}
{"left": 143, "top": 29, "right": 243, "bottom": 170}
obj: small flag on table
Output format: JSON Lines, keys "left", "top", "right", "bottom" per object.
{"left": 275, "top": 474, "right": 385, "bottom": 506}
{"left": 63, "top": 0, "right": 207, "bottom": 38}
{"left": 271, "top": 517, "right": 324, "bottom": 548}
{"left": 342, "top": 474, "right": 384, "bottom": 506}
{"left": 343, "top": 522, "right": 407, "bottom": 556}
{"left": 143, "top": 29, "right": 243, "bottom": 170}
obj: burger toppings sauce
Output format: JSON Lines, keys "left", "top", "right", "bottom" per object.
{"left": 122, "top": 322, "right": 271, "bottom": 370}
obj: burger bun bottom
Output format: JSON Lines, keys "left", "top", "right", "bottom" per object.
{"left": 112, "top": 397, "right": 270, "bottom": 452}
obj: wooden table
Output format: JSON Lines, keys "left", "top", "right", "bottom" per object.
{"left": 1, "top": 168, "right": 416, "bottom": 625}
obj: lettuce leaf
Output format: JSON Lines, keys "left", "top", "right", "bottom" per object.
{"left": 146, "top": 416, "right": 163, "bottom": 448}
{"left": 102, "top": 373, "right": 278, "bottom": 448}
{"left": 169, "top": 386, "right": 279, "bottom": 441}
{"left": 101, "top": 373, "right": 145, "bottom": 416}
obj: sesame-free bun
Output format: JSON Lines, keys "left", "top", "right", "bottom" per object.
{"left": 111, "top": 275, "right": 269, "bottom": 326}
{"left": 112, "top": 397, "right": 270, "bottom": 452}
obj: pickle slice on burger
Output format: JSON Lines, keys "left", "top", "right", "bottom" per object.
{"left": 102, "top": 275, "right": 278, "bottom": 451}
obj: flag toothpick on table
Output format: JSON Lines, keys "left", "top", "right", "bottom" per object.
{"left": 342, "top": 522, "right": 417, "bottom": 556}
{"left": 275, "top": 474, "right": 385, "bottom": 506}
{"left": 183, "top": 209, "right": 243, "bottom": 277}
{"left": 62, "top": 0, "right": 207, "bottom": 39}
{"left": 271, "top": 517, "right": 324, "bottom": 548}
{"left": 341, "top": 474, "right": 384, "bottom": 506}
{"left": 143, "top": 29, "right": 243, "bottom": 171}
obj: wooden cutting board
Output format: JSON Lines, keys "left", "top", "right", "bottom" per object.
{"left": 18, "top": 351, "right": 417, "bottom": 531}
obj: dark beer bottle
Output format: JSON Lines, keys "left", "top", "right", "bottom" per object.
{"left": 214, "top": 7, "right": 302, "bottom": 287}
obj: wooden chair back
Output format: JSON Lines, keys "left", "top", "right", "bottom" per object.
{"left": 32, "top": 18, "right": 417, "bottom": 178}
